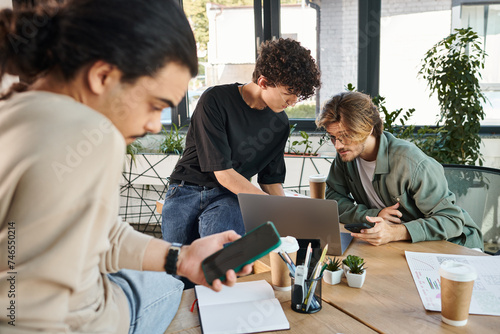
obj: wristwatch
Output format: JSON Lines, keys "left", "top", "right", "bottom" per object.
{"left": 164, "top": 243, "right": 182, "bottom": 275}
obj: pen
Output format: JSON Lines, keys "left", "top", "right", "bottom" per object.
{"left": 319, "top": 262, "right": 328, "bottom": 277}
{"left": 283, "top": 251, "right": 296, "bottom": 268}
{"left": 278, "top": 251, "right": 296, "bottom": 276}
{"left": 283, "top": 251, "right": 297, "bottom": 274}
{"left": 277, "top": 251, "right": 288, "bottom": 264}
{"left": 314, "top": 244, "right": 329, "bottom": 278}
{"left": 303, "top": 242, "right": 312, "bottom": 282}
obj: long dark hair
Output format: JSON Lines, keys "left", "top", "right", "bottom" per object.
{"left": 0, "top": 0, "right": 198, "bottom": 91}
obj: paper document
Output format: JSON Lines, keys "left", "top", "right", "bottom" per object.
{"left": 195, "top": 280, "right": 290, "bottom": 334}
{"left": 405, "top": 251, "right": 500, "bottom": 316}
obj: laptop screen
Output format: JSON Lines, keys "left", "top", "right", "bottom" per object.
{"left": 238, "top": 193, "right": 353, "bottom": 255}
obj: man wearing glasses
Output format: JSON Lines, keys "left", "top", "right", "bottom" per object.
{"left": 316, "top": 91, "right": 483, "bottom": 249}
{"left": 162, "top": 38, "right": 321, "bottom": 246}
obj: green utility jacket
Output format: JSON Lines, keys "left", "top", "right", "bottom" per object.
{"left": 326, "top": 131, "right": 483, "bottom": 249}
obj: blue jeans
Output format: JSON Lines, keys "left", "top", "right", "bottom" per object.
{"left": 161, "top": 183, "right": 245, "bottom": 244}
{"left": 108, "top": 269, "right": 184, "bottom": 334}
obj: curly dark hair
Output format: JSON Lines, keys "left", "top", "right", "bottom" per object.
{"left": 252, "top": 38, "right": 320, "bottom": 100}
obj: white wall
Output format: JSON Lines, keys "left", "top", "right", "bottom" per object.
{"left": 0, "top": 0, "right": 12, "bottom": 9}
{"left": 280, "top": 4, "right": 317, "bottom": 57}
{"left": 207, "top": 4, "right": 255, "bottom": 65}
{"left": 319, "top": 0, "right": 358, "bottom": 104}
{"left": 379, "top": 9, "right": 450, "bottom": 125}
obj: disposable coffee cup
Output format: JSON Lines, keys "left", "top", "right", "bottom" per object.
{"left": 439, "top": 260, "right": 477, "bottom": 326}
{"left": 309, "top": 174, "right": 327, "bottom": 199}
{"left": 270, "top": 236, "right": 299, "bottom": 291}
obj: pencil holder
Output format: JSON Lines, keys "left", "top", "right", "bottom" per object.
{"left": 290, "top": 274, "right": 323, "bottom": 314}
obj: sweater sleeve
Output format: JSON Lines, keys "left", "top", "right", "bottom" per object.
{"left": 99, "top": 217, "right": 153, "bottom": 272}
{"left": 402, "top": 159, "right": 468, "bottom": 243}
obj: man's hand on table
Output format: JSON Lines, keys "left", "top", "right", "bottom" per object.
{"left": 349, "top": 215, "right": 410, "bottom": 246}
{"left": 176, "top": 230, "right": 253, "bottom": 292}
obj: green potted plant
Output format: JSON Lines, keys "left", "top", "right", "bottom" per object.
{"left": 159, "top": 124, "right": 186, "bottom": 154}
{"left": 286, "top": 123, "right": 329, "bottom": 156}
{"left": 322, "top": 256, "right": 343, "bottom": 285}
{"left": 343, "top": 255, "right": 366, "bottom": 288}
{"left": 126, "top": 140, "right": 144, "bottom": 165}
{"left": 418, "top": 27, "right": 486, "bottom": 166}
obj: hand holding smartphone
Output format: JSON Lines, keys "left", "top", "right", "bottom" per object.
{"left": 344, "top": 222, "right": 375, "bottom": 233}
{"left": 201, "top": 221, "right": 281, "bottom": 285}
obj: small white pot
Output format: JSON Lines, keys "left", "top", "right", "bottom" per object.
{"left": 323, "top": 269, "right": 343, "bottom": 285}
{"left": 346, "top": 270, "right": 366, "bottom": 288}
{"left": 342, "top": 263, "right": 349, "bottom": 277}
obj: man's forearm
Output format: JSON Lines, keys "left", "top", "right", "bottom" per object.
{"left": 214, "top": 168, "right": 267, "bottom": 195}
{"left": 391, "top": 224, "right": 411, "bottom": 242}
{"left": 260, "top": 183, "right": 285, "bottom": 196}
{"left": 142, "top": 238, "right": 169, "bottom": 271}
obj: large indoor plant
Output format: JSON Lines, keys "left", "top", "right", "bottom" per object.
{"left": 418, "top": 27, "right": 486, "bottom": 166}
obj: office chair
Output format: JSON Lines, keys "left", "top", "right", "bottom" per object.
{"left": 442, "top": 164, "right": 500, "bottom": 255}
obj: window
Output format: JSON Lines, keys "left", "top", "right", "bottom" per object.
{"left": 379, "top": 1, "right": 452, "bottom": 126}
{"left": 378, "top": 0, "right": 500, "bottom": 129}
{"left": 454, "top": 3, "right": 500, "bottom": 126}
{"left": 280, "top": 2, "right": 318, "bottom": 122}
{"left": 165, "top": 0, "right": 319, "bottom": 131}
{"left": 163, "top": 1, "right": 258, "bottom": 128}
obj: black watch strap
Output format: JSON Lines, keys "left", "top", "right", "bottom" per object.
{"left": 165, "top": 243, "right": 182, "bottom": 275}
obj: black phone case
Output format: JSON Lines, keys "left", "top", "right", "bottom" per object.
{"left": 344, "top": 222, "right": 375, "bottom": 233}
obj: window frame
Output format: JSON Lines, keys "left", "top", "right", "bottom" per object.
{"left": 451, "top": 0, "right": 500, "bottom": 133}
{"left": 166, "top": 0, "right": 499, "bottom": 134}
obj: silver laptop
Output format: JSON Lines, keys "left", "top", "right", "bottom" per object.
{"left": 238, "top": 193, "right": 353, "bottom": 255}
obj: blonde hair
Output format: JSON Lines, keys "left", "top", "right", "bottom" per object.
{"left": 316, "top": 91, "right": 383, "bottom": 142}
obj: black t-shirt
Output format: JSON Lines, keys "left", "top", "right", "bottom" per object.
{"left": 170, "top": 83, "right": 289, "bottom": 188}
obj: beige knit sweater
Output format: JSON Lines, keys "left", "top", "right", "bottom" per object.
{"left": 0, "top": 91, "right": 153, "bottom": 333}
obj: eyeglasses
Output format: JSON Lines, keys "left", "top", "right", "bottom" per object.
{"left": 274, "top": 84, "right": 300, "bottom": 108}
{"left": 326, "top": 133, "right": 353, "bottom": 146}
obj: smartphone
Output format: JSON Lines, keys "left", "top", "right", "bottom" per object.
{"left": 344, "top": 222, "right": 375, "bottom": 233}
{"left": 201, "top": 221, "right": 281, "bottom": 285}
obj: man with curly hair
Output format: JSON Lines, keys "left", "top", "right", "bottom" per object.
{"left": 162, "top": 38, "right": 321, "bottom": 245}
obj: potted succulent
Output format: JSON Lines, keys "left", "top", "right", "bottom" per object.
{"left": 343, "top": 255, "right": 367, "bottom": 288}
{"left": 322, "top": 256, "right": 343, "bottom": 285}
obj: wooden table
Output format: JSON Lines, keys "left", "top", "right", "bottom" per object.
{"left": 165, "top": 238, "right": 499, "bottom": 334}
{"left": 321, "top": 239, "right": 498, "bottom": 334}
{"left": 165, "top": 270, "right": 376, "bottom": 334}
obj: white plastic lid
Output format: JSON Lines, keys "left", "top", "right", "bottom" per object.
{"left": 272, "top": 236, "right": 300, "bottom": 253}
{"left": 439, "top": 260, "right": 477, "bottom": 282}
{"left": 309, "top": 174, "right": 327, "bottom": 183}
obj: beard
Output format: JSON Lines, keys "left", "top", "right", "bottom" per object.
{"left": 337, "top": 142, "right": 366, "bottom": 162}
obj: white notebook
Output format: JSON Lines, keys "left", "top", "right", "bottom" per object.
{"left": 194, "top": 280, "right": 290, "bottom": 334}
